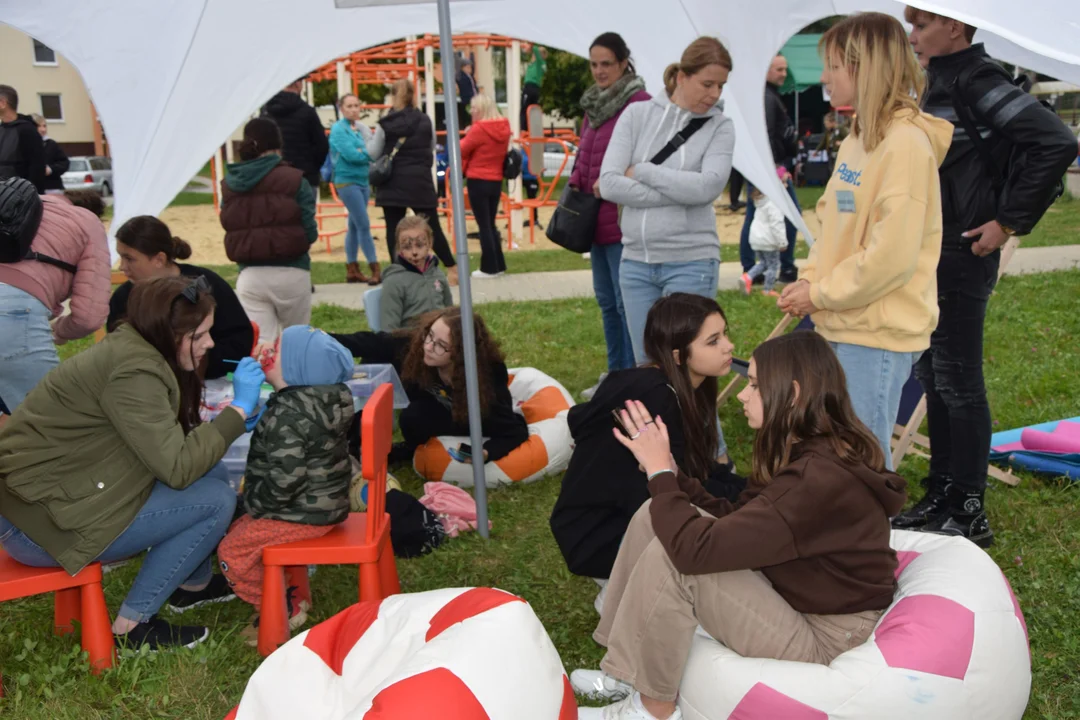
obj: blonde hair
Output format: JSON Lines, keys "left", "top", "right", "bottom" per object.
{"left": 395, "top": 215, "right": 433, "bottom": 246}
{"left": 820, "top": 12, "right": 925, "bottom": 152}
{"left": 663, "top": 37, "right": 733, "bottom": 98}
{"left": 391, "top": 78, "right": 415, "bottom": 110}
{"left": 30, "top": 113, "right": 46, "bottom": 126}
{"left": 470, "top": 94, "right": 501, "bottom": 121}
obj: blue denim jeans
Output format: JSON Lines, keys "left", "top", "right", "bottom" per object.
{"left": 337, "top": 183, "right": 377, "bottom": 264}
{"left": 591, "top": 243, "right": 634, "bottom": 372}
{"left": 829, "top": 341, "right": 922, "bottom": 470}
{"left": 740, "top": 179, "right": 799, "bottom": 275}
{"left": 0, "top": 283, "right": 60, "bottom": 413}
{"left": 0, "top": 464, "right": 236, "bottom": 622}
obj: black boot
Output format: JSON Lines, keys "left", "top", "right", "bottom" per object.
{"left": 891, "top": 475, "right": 951, "bottom": 530}
{"left": 923, "top": 487, "right": 995, "bottom": 548}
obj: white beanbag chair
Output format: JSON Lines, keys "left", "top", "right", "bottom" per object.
{"left": 678, "top": 531, "right": 1031, "bottom": 720}
{"left": 413, "top": 367, "right": 574, "bottom": 489}
{"left": 229, "top": 587, "right": 576, "bottom": 720}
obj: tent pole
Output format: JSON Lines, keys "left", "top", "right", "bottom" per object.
{"left": 437, "top": 0, "right": 490, "bottom": 537}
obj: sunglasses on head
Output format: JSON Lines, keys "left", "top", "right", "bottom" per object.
{"left": 179, "top": 276, "right": 211, "bottom": 304}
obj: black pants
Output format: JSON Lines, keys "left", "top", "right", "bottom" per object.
{"left": 466, "top": 178, "right": 506, "bottom": 275}
{"left": 914, "top": 247, "right": 1000, "bottom": 494}
{"left": 521, "top": 82, "right": 541, "bottom": 131}
{"left": 524, "top": 178, "right": 539, "bottom": 221}
{"left": 728, "top": 168, "right": 744, "bottom": 206}
{"left": 383, "top": 205, "right": 456, "bottom": 267}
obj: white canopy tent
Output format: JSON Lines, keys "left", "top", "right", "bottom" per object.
{"left": 2, "top": 0, "right": 1077, "bottom": 248}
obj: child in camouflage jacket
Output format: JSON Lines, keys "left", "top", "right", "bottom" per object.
{"left": 218, "top": 325, "right": 355, "bottom": 643}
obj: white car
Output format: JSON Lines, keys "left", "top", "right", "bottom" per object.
{"left": 540, "top": 141, "right": 577, "bottom": 178}
{"left": 62, "top": 156, "right": 114, "bottom": 196}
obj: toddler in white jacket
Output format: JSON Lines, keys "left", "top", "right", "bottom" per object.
{"left": 741, "top": 172, "right": 790, "bottom": 296}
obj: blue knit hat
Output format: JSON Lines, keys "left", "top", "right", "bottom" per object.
{"left": 279, "top": 325, "right": 354, "bottom": 386}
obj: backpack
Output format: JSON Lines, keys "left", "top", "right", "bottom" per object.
{"left": 950, "top": 63, "right": 1065, "bottom": 202}
{"left": 0, "top": 122, "right": 21, "bottom": 182}
{"left": 0, "top": 177, "right": 77, "bottom": 273}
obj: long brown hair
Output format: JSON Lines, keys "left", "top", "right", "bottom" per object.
{"left": 663, "top": 36, "right": 733, "bottom": 97}
{"left": 643, "top": 293, "right": 723, "bottom": 480}
{"left": 749, "top": 331, "right": 884, "bottom": 485}
{"left": 115, "top": 216, "right": 192, "bottom": 263}
{"left": 390, "top": 78, "right": 416, "bottom": 111}
{"left": 124, "top": 276, "right": 216, "bottom": 434}
{"left": 820, "top": 12, "right": 925, "bottom": 152}
{"left": 400, "top": 308, "right": 504, "bottom": 424}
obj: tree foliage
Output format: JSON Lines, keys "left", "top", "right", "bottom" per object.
{"left": 538, "top": 49, "right": 591, "bottom": 124}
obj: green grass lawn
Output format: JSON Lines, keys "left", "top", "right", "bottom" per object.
{"left": 7, "top": 271, "right": 1080, "bottom": 719}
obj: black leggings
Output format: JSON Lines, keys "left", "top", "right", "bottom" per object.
{"left": 466, "top": 178, "right": 506, "bottom": 275}
{"left": 382, "top": 205, "right": 456, "bottom": 267}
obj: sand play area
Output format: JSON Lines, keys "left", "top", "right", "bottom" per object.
{"left": 147, "top": 199, "right": 822, "bottom": 267}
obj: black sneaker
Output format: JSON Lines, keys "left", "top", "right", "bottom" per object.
{"left": 922, "top": 488, "right": 995, "bottom": 548}
{"left": 114, "top": 615, "right": 209, "bottom": 651}
{"left": 778, "top": 269, "right": 799, "bottom": 284}
{"left": 891, "top": 477, "right": 951, "bottom": 530}
{"left": 167, "top": 573, "right": 236, "bottom": 613}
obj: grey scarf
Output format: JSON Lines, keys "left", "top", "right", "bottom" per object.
{"left": 580, "top": 74, "right": 648, "bottom": 128}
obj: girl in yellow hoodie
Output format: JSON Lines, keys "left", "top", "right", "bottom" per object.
{"left": 778, "top": 12, "right": 954, "bottom": 468}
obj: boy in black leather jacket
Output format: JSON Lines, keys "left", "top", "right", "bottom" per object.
{"left": 893, "top": 8, "right": 1078, "bottom": 546}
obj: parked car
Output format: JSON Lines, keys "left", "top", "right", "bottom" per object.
{"left": 62, "top": 156, "right": 113, "bottom": 196}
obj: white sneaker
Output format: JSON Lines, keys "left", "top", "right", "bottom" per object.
{"left": 471, "top": 270, "right": 499, "bottom": 279}
{"left": 578, "top": 693, "right": 681, "bottom": 720}
{"left": 581, "top": 372, "right": 608, "bottom": 401}
{"left": 594, "top": 582, "right": 608, "bottom": 614}
{"left": 570, "top": 669, "right": 633, "bottom": 702}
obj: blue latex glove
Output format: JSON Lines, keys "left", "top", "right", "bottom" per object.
{"left": 244, "top": 406, "right": 265, "bottom": 433}
{"left": 231, "top": 357, "right": 266, "bottom": 416}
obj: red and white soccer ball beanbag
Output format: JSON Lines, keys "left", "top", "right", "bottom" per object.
{"left": 678, "top": 531, "right": 1031, "bottom": 720}
{"left": 229, "top": 587, "right": 576, "bottom": 720}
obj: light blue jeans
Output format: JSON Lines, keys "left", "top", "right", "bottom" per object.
{"left": 619, "top": 257, "right": 720, "bottom": 365}
{"left": 829, "top": 341, "right": 923, "bottom": 470}
{"left": 591, "top": 243, "right": 634, "bottom": 372}
{"left": 337, "top": 183, "right": 377, "bottom": 265}
{"left": 0, "top": 283, "right": 59, "bottom": 414}
{"left": 0, "top": 464, "right": 235, "bottom": 622}
{"left": 619, "top": 257, "right": 726, "bottom": 457}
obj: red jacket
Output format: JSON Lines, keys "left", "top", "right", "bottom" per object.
{"left": 460, "top": 118, "right": 511, "bottom": 182}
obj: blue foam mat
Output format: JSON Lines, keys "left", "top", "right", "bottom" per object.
{"left": 989, "top": 416, "right": 1080, "bottom": 480}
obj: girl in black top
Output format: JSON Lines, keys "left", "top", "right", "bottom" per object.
{"left": 108, "top": 216, "right": 252, "bottom": 379}
{"left": 550, "top": 293, "right": 745, "bottom": 579}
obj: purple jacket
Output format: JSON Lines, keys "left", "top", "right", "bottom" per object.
{"left": 570, "top": 89, "right": 651, "bottom": 246}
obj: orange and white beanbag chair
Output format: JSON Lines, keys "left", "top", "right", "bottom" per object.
{"left": 413, "top": 368, "right": 574, "bottom": 489}
{"left": 226, "top": 587, "right": 576, "bottom": 720}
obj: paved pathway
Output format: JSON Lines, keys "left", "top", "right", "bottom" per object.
{"left": 312, "top": 244, "right": 1080, "bottom": 311}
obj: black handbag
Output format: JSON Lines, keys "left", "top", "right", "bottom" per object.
{"left": 503, "top": 148, "right": 523, "bottom": 180}
{"left": 545, "top": 184, "right": 601, "bottom": 253}
{"left": 369, "top": 137, "right": 405, "bottom": 187}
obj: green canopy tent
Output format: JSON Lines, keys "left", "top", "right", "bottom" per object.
{"left": 778, "top": 33, "right": 824, "bottom": 131}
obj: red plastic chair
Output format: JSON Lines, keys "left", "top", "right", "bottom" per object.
{"left": 0, "top": 552, "right": 114, "bottom": 695}
{"left": 257, "top": 383, "right": 400, "bottom": 656}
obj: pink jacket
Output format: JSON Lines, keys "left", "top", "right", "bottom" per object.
{"left": 419, "top": 482, "right": 492, "bottom": 537}
{"left": 0, "top": 195, "right": 111, "bottom": 341}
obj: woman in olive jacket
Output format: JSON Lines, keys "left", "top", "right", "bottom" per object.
{"left": 0, "top": 276, "right": 266, "bottom": 651}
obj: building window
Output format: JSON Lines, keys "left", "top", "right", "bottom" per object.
{"left": 39, "top": 94, "right": 63, "bottom": 122}
{"left": 32, "top": 39, "right": 57, "bottom": 66}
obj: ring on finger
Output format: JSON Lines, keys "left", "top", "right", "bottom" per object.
{"left": 630, "top": 432, "right": 641, "bottom": 440}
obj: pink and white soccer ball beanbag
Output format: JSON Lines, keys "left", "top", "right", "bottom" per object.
{"left": 229, "top": 588, "right": 576, "bottom": 720}
{"left": 678, "top": 531, "right": 1031, "bottom": 720}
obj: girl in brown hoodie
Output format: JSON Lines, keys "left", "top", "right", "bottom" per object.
{"left": 575, "top": 330, "right": 907, "bottom": 720}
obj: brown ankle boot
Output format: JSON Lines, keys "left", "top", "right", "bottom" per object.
{"left": 346, "top": 262, "right": 368, "bottom": 284}
{"left": 367, "top": 262, "right": 381, "bottom": 285}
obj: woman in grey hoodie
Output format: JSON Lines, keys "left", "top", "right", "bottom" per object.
{"left": 599, "top": 37, "right": 735, "bottom": 366}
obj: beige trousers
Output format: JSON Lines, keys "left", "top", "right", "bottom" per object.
{"left": 593, "top": 501, "right": 882, "bottom": 702}
{"left": 236, "top": 266, "right": 312, "bottom": 341}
